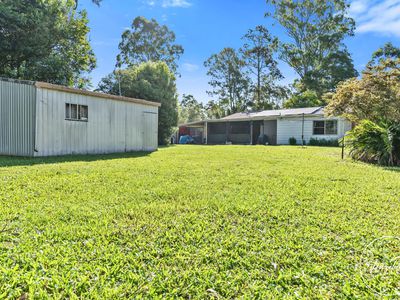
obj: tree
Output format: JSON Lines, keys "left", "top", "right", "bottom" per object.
{"left": 266, "top": 0, "right": 357, "bottom": 95}
{"left": 326, "top": 44, "right": 400, "bottom": 167}
{"left": 204, "top": 48, "right": 250, "bottom": 115}
{"left": 326, "top": 44, "right": 400, "bottom": 124}
{"left": 0, "top": 0, "right": 96, "bottom": 88}
{"left": 205, "top": 100, "right": 226, "bottom": 119}
{"left": 240, "top": 25, "right": 284, "bottom": 110}
{"left": 366, "top": 42, "right": 400, "bottom": 70}
{"left": 284, "top": 89, "right": 322, "bottom": 108}
{"left": 74, "top": 0, "right": 102, "bottom": 9}
{"left": 116, "top": 16, "right": 184, "bottom": 74}
{"left": 97, "top": 62, "right": 178, "bottom": 145}
{"left": 178, "top": 94, "right": 206, "bottom": 124}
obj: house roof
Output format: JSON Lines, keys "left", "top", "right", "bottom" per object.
{"left": 180, "top": 107, "right": 325, "bottom": 127}
{"left": 0, "top": 77, "right": 161, "bottom": 108}
{"left": 222, "top": 107, "right": 324, "bottom": 120}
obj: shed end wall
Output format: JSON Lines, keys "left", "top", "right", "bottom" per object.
{"left": 0, "top": 80, "right": 36, "bottom": 156}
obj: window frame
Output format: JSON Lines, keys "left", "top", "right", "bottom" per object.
{"left": 65, "top": 103, "right": 88, "bottom": 122}
{"left": 313, "top": 120, "right": 338, "bottom": 135}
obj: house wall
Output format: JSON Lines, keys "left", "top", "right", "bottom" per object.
{"left": 34, "top": 88, "right": 158, "bottom": 156}
{"left": 276, "top": 116, "right": 351, "bottom": 145}
{"left": 0, "top": 80, "right": 36, "bottom": 156}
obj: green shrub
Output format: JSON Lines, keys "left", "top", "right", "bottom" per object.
{"left": 346, "top": 120, "right": 400, "bottom": 166}
{"left": 289, "top": 137, "right": 297, "bottom": 145}
{"left": 309, "top": 138, "right": 339, "bottom": 147}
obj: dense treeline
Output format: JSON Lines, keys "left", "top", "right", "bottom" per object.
{"left": 1, "top": 0, "right": 399, "bottom": 159}
{"left": 0, "top": 0, "right": 96, "bottom": 88}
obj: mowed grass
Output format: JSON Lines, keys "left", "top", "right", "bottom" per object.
{"left": 0, "top": 146, "right": 399, "bottom": 299}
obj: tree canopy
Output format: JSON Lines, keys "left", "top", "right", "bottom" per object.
{"left": 0, "top": 0, "right": 96, "bottom": 88}
{"left": 266, "top": 0, "right": 357, "bottom": 95}
{"left": 240, "top": 25, "right": 285, "bottom": 110}
{"left": 178, "top": 94, "right": 206, "bottom": 124}
{"left": 97, "top": 62, "right": 178, "bottom": 145}
{"left": 326, "top": 43, "right": 400, "bottom": 124}
{"left": 74, "top": 0, "right": 102, "bottom": 9}
{"left": 284, "top": 90, "right": 322, "bottom": 108}
{"left": 204, "top": 48, "right": 250, "bottom": 115}
{"left": 366, "top": 42, "right": 400, "bottom": 70}
{"left": 205, "top": 100, "right": 226, "bottom": 119}
{"left": 116, "top": 16, "right": 184, "bottom": 74}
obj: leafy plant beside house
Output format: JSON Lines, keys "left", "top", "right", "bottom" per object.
{"left": 308, "top": 138, "right": 339, "bottom": 147}
{"left": 327, "top": 43, "right": 400, "bottom": 166}
{"left": 346, "top": 121, "right": 400, "bottom": 166}
{"left": 289, "top": 137, "right": 297, "bottom": 145}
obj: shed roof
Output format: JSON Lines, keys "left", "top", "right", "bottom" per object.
{"left": 0, "top": 77, "right": 161, "bottom": 108}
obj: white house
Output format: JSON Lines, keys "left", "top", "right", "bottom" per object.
{"left": 179, "top": 107, "right": 351, "bottom": 145}
{"left": 0, "top": 78, "right": 160, "bottom": 157}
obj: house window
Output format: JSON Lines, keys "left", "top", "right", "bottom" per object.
{"left": 313, "top": 121, "right": 325, "bottom": 135}
{"left": 313, "top": 120, "right": 338, "bottom": 135}
{"left": 66, "top": 103, "right": 88, "bottom": 121}
{"left": 325, "top": 120, "right": 338, "bottom": 135}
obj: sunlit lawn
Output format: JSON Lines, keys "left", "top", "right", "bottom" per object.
{"left": 0, "top": 145, "right": 399, "bottom": 298}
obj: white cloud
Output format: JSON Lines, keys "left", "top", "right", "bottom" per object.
{"left": 162, "top": 0, "right": 192, "bottom": 8}
{"left": 350, "top": 0, "right": 400, "bottom": 37}
{"left": 182, "top": 63, "right": 199, "bottom": 72}
{"left": 349, "top": 0, "right": 369, "bottom": 15}
{"left": 144, "top": 0, "right": 191, "bottom": 8}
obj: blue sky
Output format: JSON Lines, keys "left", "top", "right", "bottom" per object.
{"left": 79, "top": 0, "right": 400, "bottom": 102}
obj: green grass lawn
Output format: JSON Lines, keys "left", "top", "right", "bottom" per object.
{"left": 0, "top": 146, "right": 399, "bottom": 299}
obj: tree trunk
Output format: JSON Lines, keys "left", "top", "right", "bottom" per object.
{"left": 257, "top": 56, "right": 261, "bottom": 109}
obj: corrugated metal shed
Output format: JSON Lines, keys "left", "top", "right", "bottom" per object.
{"left": 0, "top": 78, "right": 160, "bottom": 157}
{"left": 34, "top": 84, "right": 159, "bottom": 156}
{"left": 0, "top": 79, "right": 36, "bottom": 156}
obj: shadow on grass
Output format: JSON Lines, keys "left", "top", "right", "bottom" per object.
{"left": 350, "top": 158, "right": 400, "bottom": 173}
{"left": 382, "top": 166, "right": 400, "bottom": 173}
{"left": 0, "top": 151, "right": 153, "bottom": 168}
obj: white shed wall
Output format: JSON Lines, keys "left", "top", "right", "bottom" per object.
{"left": 277, "top": 116, "right": 351, "bottom": 145}
{"left": 34, "top": 88, "right": 158, "bottom": 156}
